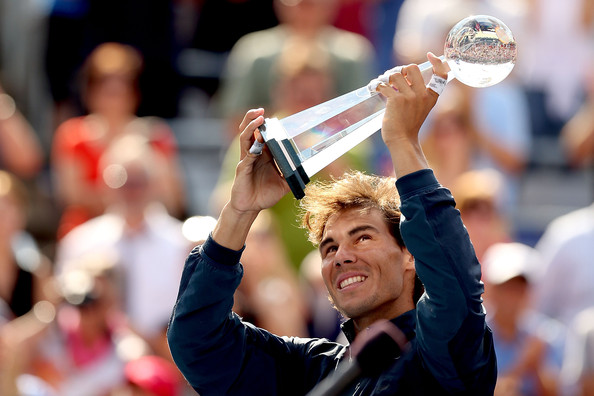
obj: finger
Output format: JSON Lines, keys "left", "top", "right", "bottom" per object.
{"left": 239, "top": 115, "right": 265, "bottom": 159}
{"left": 239, "top": 108, "right": 265, "bottom": 132}
{"left": 375, "top": 82, "right": 397, "bottom": 98}
{"left": 254, "top": 128, "right": 263, "bottom": 143}
{"left": 427, "top": 52, "right": 450, "bottom": 79}
{"left": 248, "top": 128, "right": 265, "bottom": 155}
{"left": 401, "top": 64, "right": 425, "bottom": 94}
{"left": 388, "top": 71, "right": 412, "bottom": 95}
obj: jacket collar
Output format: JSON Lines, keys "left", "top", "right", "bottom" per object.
{"left": 340, "top": 309, "right": 417, "bottom": 344}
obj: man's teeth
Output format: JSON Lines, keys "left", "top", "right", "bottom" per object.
{"left": 339, "top": 276, "right": 367, "bottom": 289}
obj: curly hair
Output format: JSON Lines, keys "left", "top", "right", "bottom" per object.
{"left": 299, "top": 171, "right": 404, "bottom": 247}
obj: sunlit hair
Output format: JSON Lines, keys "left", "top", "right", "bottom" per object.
{"left": 82, "top": 42, "right": 144, "bottom": 90}
{"left": 299, "top": 171, "right": 404, "bottom": 247}
{"left": 299, "top": 171, "right": 426, "bottom": 304}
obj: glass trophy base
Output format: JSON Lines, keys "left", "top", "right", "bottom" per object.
{"left": 259, "top": 63, "right": 432, "bottom": 199}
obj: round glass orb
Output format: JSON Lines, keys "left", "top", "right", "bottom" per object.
{"left": 444, "top": 15, "right": 517, "bottom": 88}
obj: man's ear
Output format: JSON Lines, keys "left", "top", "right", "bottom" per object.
{"left": 403, "top": 248, "right": 415, "bottom": 271}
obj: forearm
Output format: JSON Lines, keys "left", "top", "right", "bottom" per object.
{"left": 386, "top": 136, "right": 430, "bottom": 178}
{"left": 397, "top": 170, "right": 483, "bottom": 315}
{"left": 377, "top": 53, "right": 448, "bottom": 177}
{"left": 0, "top": 111, "right": 44, "bottom": 178}
{"left": 212, "top": 203, "right": 260, "bottom": 251}
{"left": 561, "top": 107, "right": 594, "bottom": 167}
{"left": 396, "top": 170, "right": 490, "bottom": 385}
{"left": 473, "top": 128, "right": 526, "bottom": 173}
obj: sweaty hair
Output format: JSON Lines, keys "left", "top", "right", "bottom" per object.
{"left": 299, "top": 171, "right": 404, "bottom": 248}
{"left": 299, "top": 170, "right": 425, "bottom": 304}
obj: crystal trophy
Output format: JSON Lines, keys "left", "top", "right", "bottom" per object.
{"left": 257, "top": 14, "right": 517, "bottom": 199}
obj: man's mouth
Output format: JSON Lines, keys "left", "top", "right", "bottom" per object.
{"left": 339, "top": 276, "right": 367, "bottom": 290}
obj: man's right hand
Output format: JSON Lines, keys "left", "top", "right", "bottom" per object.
{"left": 212, "top": 109, "right": 290, "bottom": 251}
{"left": 229, "top": 108, "right": 290, "bottom": 213}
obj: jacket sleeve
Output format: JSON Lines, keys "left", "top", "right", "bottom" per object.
{"left": 166, "top": 236, "right": 344, "bottom": 396}
{"left": 396, "top": 169, "right": 496, "bottom": 393}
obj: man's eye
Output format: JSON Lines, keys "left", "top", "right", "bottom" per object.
{"left": 324, "top": 246, "right": 337, "bottom": 257}
{"left": 358, "top": 235, "right": 371, "bottom": 242}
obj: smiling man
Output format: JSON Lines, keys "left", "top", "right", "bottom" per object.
{"left": 167, "top": 54, "right": 497, "bottom": 395}
{"left": 302, "top": 174, "right": 418, "bottom": 335}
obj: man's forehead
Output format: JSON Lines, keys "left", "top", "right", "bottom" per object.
{"left": 323, "top": 207, "right": 383, "bottom": 235}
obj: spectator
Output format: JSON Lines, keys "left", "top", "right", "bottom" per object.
{"left": 54, "top": 132, "right": 192, "bottom": 360}
{"left": 561, "top": 69, "right": 594, "bottom": 168}
{"left": 482, "top": 242, "right": 563, "bottom": 396}
{"left": 0, "top": 84, "right": 44, "bottom": 179}
{"left": 420, "top": 81, "right": 530, "bottom": 214}
{"left": 333, "top": 0, "right": 406, "bottom": 75}
{"left": 450, "top": 168, "right": 512, "bottom": 262}
{"left": 44, "top": 0, "right": 179, "bottom": 126}
{"left": 176, "top": 0, "right": 278, "bottom": 101}
{"left": 1, "top": 259, "right": 129, "bottom": 396}
{"left": 109, "top": 355, "right": 186, "bottom": 396}
{"left": 519, "top": 0, "right": 594, "bottom": 138}
{"left": 214, "top": 0, "right": 375, "bottom": 139}
{"left": 560, "top": 306, "right": 594, "bottom": 396}
{"left": 530, "top": 202, "right": 594, "bottom": 326}
{"left": 232, "top": 210, "right": 309, "bottom": 338}
{"left": 212, "top": 35, "right": 371, "bottom": 269}
{"left": 0, "top": 170, "right": 52, "bottom": 322}
{"left": 50, "top": 42, "right": 185, "bottom": 240}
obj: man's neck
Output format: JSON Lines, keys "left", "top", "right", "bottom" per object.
{"left": 342, "top": 309, "right": 417, "bottom": 344}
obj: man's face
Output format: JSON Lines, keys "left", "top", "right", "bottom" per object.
{"left": 319, "top": 208, "right": 414, "bottom": 325}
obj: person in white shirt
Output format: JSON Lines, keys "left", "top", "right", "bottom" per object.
{"left": 55, "top": 132, "right": 192, "bottom": 357}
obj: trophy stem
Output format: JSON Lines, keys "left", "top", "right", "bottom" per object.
{"left": 257, "top": 14, "right": 518, "bottom": 199}
{"left": 259, "top": 55, "right": 450, "bottom": 199}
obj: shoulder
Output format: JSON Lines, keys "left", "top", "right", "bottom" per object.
{"left": 321, "top": 26, "right": 375, "bottom": 61}
{"left": 52, "top": 116, "right": 88, "bottom": 150}
{"left": 229, "top": 26, "right": 287, "bottom": 61}
{"left": 537, "top": 204, "right": 594, "bottom": 252}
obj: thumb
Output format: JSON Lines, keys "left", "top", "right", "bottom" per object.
{"left": 427, "top": 52, "right": 450, "bottom": 79}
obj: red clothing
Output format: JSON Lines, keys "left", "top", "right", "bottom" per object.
{"left": 51, "top": 116, "right": 178, "bottom": 238}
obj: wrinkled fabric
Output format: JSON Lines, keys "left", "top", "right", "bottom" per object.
{"left": 167, "top": 169, "right": 497, "bottom": 395}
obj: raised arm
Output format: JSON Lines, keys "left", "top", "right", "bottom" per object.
{"left": 167, "top": 109, "right": 296, "bottom": 394}
{"left": 212, "top": 108, "right": 290, "bottom": 250}
{"left": 376, "top": 52, "right": 448, "bottom": 177}
{"left": 376, "top": 54, "right": 496, "bottom": 393}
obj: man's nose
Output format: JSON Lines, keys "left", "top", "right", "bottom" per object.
{"left": 334, "top": 244, "right": 356, "bottom": 266}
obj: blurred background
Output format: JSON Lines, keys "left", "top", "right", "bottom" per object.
{"left": 0, "top": 0, "right": 593, "bottom": 395}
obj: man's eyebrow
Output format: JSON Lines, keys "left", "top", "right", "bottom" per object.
{"left": 348, "top": 225, "right": 378, "bottom": 236}
{"left": 319, "top": 225, "right": 379, "bottom": 252}
{"left": 319, "top": 237, "right": 335, "bottom": 253}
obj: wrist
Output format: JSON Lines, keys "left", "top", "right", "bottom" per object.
{"left": 212, "top": 203, "right": 260, "bottom": 251}
{"left": 386, "top": 138, "right": 429, "bottom": 178}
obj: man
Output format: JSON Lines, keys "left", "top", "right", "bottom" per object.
{"left": 167, "top": 53, "right": 497, "bottom": 395}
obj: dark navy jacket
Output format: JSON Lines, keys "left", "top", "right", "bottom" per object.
{"left": 167, "top": 169, "right": 497, "bottom": 395}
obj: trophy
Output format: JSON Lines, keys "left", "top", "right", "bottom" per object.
{"left": 252, "top": 15, "right": 517, "bottom": 199}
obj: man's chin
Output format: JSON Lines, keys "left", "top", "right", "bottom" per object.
{"left": 335, "top": 301, "right": 367, "bottom": 320}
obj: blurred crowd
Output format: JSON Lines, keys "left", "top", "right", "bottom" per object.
{"left": 0, "top": 0, "right": 593, "bottom": 395}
